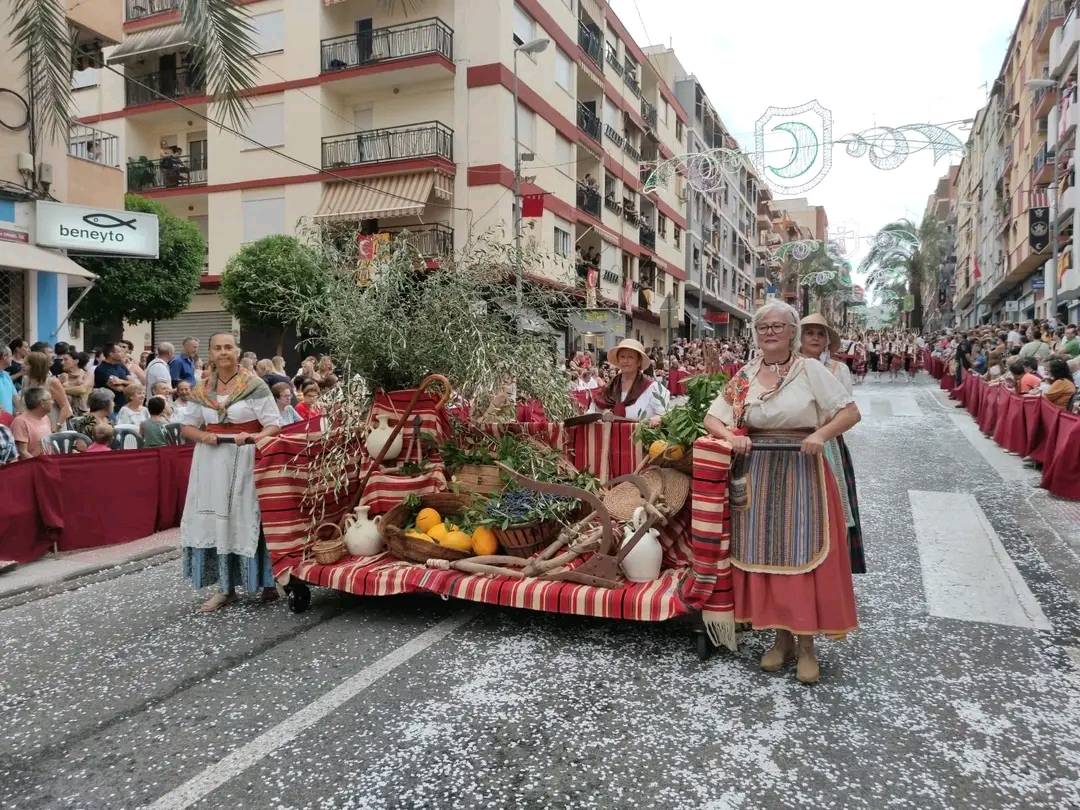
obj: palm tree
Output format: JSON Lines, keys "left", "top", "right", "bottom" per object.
{"left": 8, "top": 0, "right": 260, "bottom": 141}
{"left": 859, "top": 217, "right": 947, "bottom": 332}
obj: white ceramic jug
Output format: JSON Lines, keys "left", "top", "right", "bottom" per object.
{"left": 343, "top": 505, "right": 383, "bottom": 557}
{"left": 365, "top": 414, "right": 403, "bottom": 462}
{"left": 621, "top": 506, "right": 662, "bottom": 582}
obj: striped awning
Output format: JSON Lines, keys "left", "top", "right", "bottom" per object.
{"left": 106, "top": 24, "right": 188, "bottom": 64}
{"left": 433, "top": 172, "right": 453, "bottom": 200}
{"left": 314, "top": 173, "right": 435, "bottom": 222}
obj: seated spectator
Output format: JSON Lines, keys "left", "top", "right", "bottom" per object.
{"left": 72, "top": 388, "right": 116, "bottom": 436}
{"left": 272, "top": 382, "right": 302, "bottom": 426}
{"left": 141, "top": 396, "right": 170, "bottom": 447}
{"left": 116, "top": 384, "right": 149, "bottom": 428}
{"left": 11, "top": 387, "right": 53, "bottom": 460}
{"left": 271, "top": 355, "right": 288, "bottom": 377}
{"left": 1044, "top": 358, "right": 1078, "bottom": 409}
{"left": 0, "top": 345, "right": 15, "bottom": 421}
{"left": 0, "top": 423, "right": 16, "bottom": 464}
{"left": 318, "top": 373, "right": 339, "bottom": 393}
{"left": 84, "top": 422, "right": 114, "bottom": 454}
{"left": 175, "top": 379, "right": 193, "bottom": 411}
{"left": 150, "top": 381, "right": 175, "bottom": 418}
{"left": 295, "top": 381, "right": 322, "bottom": 421}
{"left": 1011, "top": 361, "right": 1043, "bottom": 395}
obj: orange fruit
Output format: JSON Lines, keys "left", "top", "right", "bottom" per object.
{"left": 472, "top": 526, "right": 498, "bottom": 556}
{"left": 427, "top": 523, "right": 449, "bottom": 543}
{"left": 663, "top": 444, "right": 685, "bottom": 461}
{"left": 416, "top": 508, "right": 442, "bottom": 534}
{"left": 441, "top": 530, "right": 474, "bottom": 553}
{"left": 649, "top": 439, "right": 669, "bottom": 459}
{"left": 405, "top": 530, "right": 432, "bottom": 543}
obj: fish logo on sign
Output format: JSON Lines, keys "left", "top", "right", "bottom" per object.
{"left": 752, "top": 100, "right": 833, "bottom": 196}
{"left": 82, "top": 213, "right": 137, "bottom": 230}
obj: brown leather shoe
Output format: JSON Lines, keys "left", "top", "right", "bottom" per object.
{"left": 796, "top": 635, "right": 820, "bottom": 684}
{"left": 760, "top": 629, "right": 795, "bottom": 671}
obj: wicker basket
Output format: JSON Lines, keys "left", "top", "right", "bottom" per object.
{"left": 310, "top": 523, "right": 347, "bottom": 565}
{"left": 492, "top": 520, "right": 561, "bottom": 558}
{"left": 383, "top": 493, "right": 474, "bottom": 564}
{"left": 450, "top": 463, "right": 503, "bottom": 495}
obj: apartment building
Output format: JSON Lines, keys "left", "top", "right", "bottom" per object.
{"left": 73, "top": 0, "right": 689, "bottom": 353}
{"left": 1049, "top": 1, "right": 1080, "bottom": 322}
{"left": 922, "top": 167, "right": 959, "bottom": 332}
{"left": 969, "top": 0, "right": 1067, "bottom": 325}
{"left": 0, "top": 0, "right": 126, "bottom": 347}
{"left": 658, "top": 59, "right": 766, "bottom": 338}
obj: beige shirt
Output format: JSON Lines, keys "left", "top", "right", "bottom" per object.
{"left": 707, "top": 357, "right": 854, "bottom": 431}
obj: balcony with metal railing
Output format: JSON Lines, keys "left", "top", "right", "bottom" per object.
{"left": 381, "top": 223, "right": 453, "bottom": 257}
{"left": 125, "top": 0, "right": 179, "bottom": 22}
{"left": 624, "top": 68, "right": 641, "bottom": 98}
{"left": 623, "top": 140, "right": 641, "bottom": 163}
{"left": 69, "top": 123, "right": 119, "bottom": 167}
{"left": 639, "top": 224, "right": 657, "bottom": 251}
{"left": 125, "top": 67, "right": 204, "bottom": 107}
{"left": 321, "top": 122, "right": 453, "bottom": 168}
{"left": 1033, "top": 142, "right": 1055, "bottom": 185}
{"left": 1036, "top": 0, "right": 1068, "bottom": 52}
{"left": 576, "top": 183, "right": 601, "bottom": 219}
{"left": 127, "top": 153, "right": 208, "bottom": 192}
{"left": 640, "top": 98, "right": 658, "bottom": 130}
{"left": 577, "top": 20, "right": 603, "bottom": 68}
{"left": 320, "top": 18, "right": 453, "bottom": 72}
{"left": 604, "top": 43, "right": 622, "bottom": 77}
{"left": 576, "top": 102, "right": 601, "bottom": 142}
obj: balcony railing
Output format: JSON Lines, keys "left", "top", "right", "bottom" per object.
{"left": 125, "top": 67, "right": 204, "bottom": 107}
{"left": 320, "top": 18, "right": 453, "bottom": 72}
{"left": 576, "top": 102, "right": 601, "bottom": 142}
{"left": 69, "top": 123, "right": 119, "bottom": 168}
{"left": 605, "top": 45, "right": 623, "bottom": 77}
{"left": 577, "top": 20, "right": 603, "bottom": 68}
{"left": 576, "top": 183, "right": 601, "bottom": 219}
{"left": 641, "top": 99, "right": 658, "bottom": 130}
{"left": 623, "top": 140, "right": 642, "bottom": 162}
{"left": 625, "top": 71, "right": 641, "bottom": 98}
{"left": 382, "top": 223, "right": 453, "bottom": 257}
{"left": 640, "top": 225, "right": 656, "bottom": 251}
{"left": 604, "top": 194, "right": 622, "bottom": 215}
{"left": 1037, "top": 0, "right": 1068, "bottom": 49}
{"left": 321, "top": 121, "right": 453, "bottom": 168}
{"left": 125, "top": 0, "right": 179, "bottom": 21}
{"left": 623, "top": 204, "right": 640, "bottom": 226}
{"left": 127, "top": 153, "right": 208, "bottom": 192}
{"left": 604, "top": 123, "right": 624, "bottom": 148}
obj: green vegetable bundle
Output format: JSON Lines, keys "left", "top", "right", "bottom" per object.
{"left": 636, "top": 372, "right": 729, "bottom": 450}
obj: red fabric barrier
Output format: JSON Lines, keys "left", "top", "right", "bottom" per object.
{"left": 976, "top": 385, "right": 1000, "bottom": 435}
{"left": 1041, "top": 411, "right": 1080, "bottom": 499}
{"left": 1023, "top": 397, "right": 1044, "bottom": 457}
{"left": 941, "top": 372, "right": 955, "bottom": 392}
{"left": 0, "top": 445, "right": 192, "bottom": 563}
{"left": 992, "top": 392, "right": 1028, "bottom": 455}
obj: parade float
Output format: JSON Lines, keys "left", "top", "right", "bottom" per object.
{"left": 253, "top": 234, "right": 740, "bottom": 657}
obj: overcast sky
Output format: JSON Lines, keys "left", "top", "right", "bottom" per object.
{"left": 613, "top": 0, "right": 1024, "bottom": 282}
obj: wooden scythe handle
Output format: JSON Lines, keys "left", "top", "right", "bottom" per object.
{"left": 494, "top": 462, "right": 615, "bottom": 555}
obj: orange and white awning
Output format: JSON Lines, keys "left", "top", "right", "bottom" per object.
{"left": 314, "top": 173, "right": 435, "bottom": 222}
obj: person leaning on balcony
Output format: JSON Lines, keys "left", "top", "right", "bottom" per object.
{"left": 588, "top": 338, "right": 669, "bottom": 421}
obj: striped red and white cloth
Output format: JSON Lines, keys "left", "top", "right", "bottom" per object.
{"left": 569, "top": 421, "right": 644, "bottom": 479}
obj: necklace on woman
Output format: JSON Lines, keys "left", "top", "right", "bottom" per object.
{"left": 217, "top": 371, "right": 239, "bottom": 387}
{"left": 765, "top": 353, "right": 794, "bottom": 380}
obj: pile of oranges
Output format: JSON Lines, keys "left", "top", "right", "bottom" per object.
{"left": 403, "top": 507, "right": 499, "bottom": 556}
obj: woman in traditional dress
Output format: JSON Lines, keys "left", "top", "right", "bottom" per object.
{"left": 179, "top": 332, "right": 292, "bottom": 612}
{"left": 589, "top": 338, "right": 669, "bottom": 420}
{"left": 704, "top": 301, "right": 861, "bottom": 683}
{"left": 799, "top": 314, "right": 866, "bottom": 576}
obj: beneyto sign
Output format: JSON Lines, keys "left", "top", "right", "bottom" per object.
{"left": 35, "top": 201, "right": 159, "bottom": 258}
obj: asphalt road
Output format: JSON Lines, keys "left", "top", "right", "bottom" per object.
{"left": 3, "top": 376, "right": 1080, "bottom": 809}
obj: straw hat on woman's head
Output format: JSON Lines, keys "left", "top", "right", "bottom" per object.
{"left": 607, "top": 338, "right": 653, "bottom": 370}
{"left": 800, "top": 313, "right": 841, "bottom": 353}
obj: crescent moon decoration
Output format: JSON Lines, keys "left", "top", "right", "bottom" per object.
{"left": 769, "top": 121, "right": 820, "bottom": 180}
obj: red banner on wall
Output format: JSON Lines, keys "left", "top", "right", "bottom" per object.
{"left": 522, "top": 193, "right": 546, "bottom": 218}
{"left": 704, "top": 310, "right": 729, "bottom": 324}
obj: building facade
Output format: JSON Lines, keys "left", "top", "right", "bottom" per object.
{"left": 922, "top": 166, "right": 959, "bottom": 333}
{"left": 74, "top": 0, "right": 693, "bottom": 354}
{"left": 0, "top": 0, "right": 125, "bottom": 348}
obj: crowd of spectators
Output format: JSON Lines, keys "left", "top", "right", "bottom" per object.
{"left": 0, "top": 335, "right": 338, "bottom": 466}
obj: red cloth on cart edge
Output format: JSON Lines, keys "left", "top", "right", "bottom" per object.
{"left": 0, "top": 445, "right": 193, "bottom": 564}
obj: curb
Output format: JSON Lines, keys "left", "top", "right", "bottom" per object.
{"left": 0, "top": 547, "right": 180, "bottom": 611}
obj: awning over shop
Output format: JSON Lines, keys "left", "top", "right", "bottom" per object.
{"left": 314, "top": 173, "right": 435, "bottom": 222}
{"left": 684, "top": 309, "right": 714, "bottom": 334}
{"left": 106, "top": 24, "right": 189, "bottom": 64}
{"left": 0, "top": 241, "right": 97, "bottom": 282}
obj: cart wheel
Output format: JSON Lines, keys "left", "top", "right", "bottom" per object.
{"left": 286, "top": 579, "right": 311, "bottom": 614}
{"left": 695, "top": 632, "right": 712, "bottom": 661}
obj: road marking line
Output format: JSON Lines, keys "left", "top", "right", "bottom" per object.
{"left": 909, "top": 491, "right": 1051, "bottom": 631}
{"left": 947, "top": 413, "right": 1032, "bottom": 482}
{"left": 143, "top": 609, "right": 477, "bottom": 810}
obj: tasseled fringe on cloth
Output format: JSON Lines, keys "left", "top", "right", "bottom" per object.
{"left": 703, "top": 609, "right": 737, "bottom": 652}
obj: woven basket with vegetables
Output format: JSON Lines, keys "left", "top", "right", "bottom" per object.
{"left": 636, "top": 372, "right": 729, "bottom": 469}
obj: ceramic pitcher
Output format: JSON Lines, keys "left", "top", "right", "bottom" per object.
{"left": 343, "top": 505, "right": 383, "bottom": 557}
{"left": 365, "top": 414, "right": 403, "bottom": 462}
{"left": 620, "top": 506, "right": 662, "bottom": 582}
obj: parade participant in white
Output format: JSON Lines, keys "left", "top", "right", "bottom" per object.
{"left": 179, "top": 332, "right": 282, "bottom": 612}
{"left": 588, "top": 338, "right": 669, "bottom": 420}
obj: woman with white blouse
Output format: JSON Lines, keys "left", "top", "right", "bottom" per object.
{"left": 704, "top": 301, "right": 862, "bottom": 684}
{"left": 588, "top": 338, "right": 669, "bottom": 421}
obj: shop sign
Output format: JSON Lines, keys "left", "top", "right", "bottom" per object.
{"left": 35, "top": 201, "right": 159, "bottom": 258}
{"left": 1031, "top": 276, "right": 1045, "bottom": 290}
{"left": 1005, "top": 300, "right": 1019, "bottom": 313}
{"left": 0, "top": 226, "right": 28, "bottom": 243}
